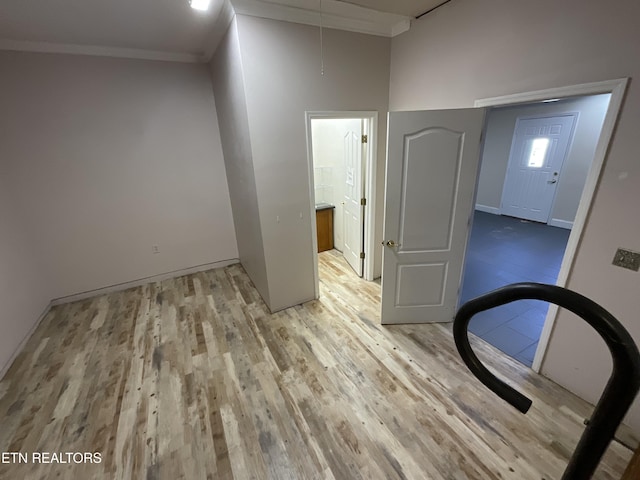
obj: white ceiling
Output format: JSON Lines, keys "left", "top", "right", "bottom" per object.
{"left": 0, "top": 0, "right": 444, "bottom": 62}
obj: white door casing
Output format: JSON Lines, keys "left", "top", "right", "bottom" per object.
{"left": 342, "top": 124, "right": 364, "bottom": 276}
{"left": 500, "top": 114, "right": 577, "bottom": 223}
{"left": 306, "top": 111, "right": 379, "bottom": 298}
{"left": 381, "top": 109, "right": 486, "bottom": 324}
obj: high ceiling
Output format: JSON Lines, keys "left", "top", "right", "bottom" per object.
{"left": 0, "top": 0, "right": 446, "bottom": 62}
{"left": 342, "top": 0, "right": 446, "bottom": 17}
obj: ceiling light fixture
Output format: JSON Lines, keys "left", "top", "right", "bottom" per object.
{"left": 190, "top": 0, "right": 212, "bottom": 11}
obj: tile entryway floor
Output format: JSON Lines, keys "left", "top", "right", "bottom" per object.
{"left": 460, "top": 211, "right": 571, "bottom": 366}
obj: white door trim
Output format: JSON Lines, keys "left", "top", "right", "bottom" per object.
{"left": 305, "top": 111, "right": 379, "bottom": 298}
{"left": 475, "top": 78, "right": 628, "bottom": 373}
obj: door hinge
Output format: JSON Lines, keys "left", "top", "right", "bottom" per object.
{"left": 360, "top": 252, "right": 365, "bottom": 259}
{"left": 361, "top": 134, "right": 368, "bottom": 144}
{"left": 360, "top": 198, "right": 366, "bottom": 206}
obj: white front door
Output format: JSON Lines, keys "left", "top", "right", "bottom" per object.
{"left": 342, "top": 123, "right": 364, "bottom": 276}
{"left": 381, "top": 109, "right": 485, "bottom": 324}
{"left": 500, "top": 114, "right": 576, "bottom": 223}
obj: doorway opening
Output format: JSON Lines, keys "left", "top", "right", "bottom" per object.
{"left": 305, "top": 112, "right": 378, "bottom": 297}
{"left": 461, "top": 93, "right": 613, "bottom": 367}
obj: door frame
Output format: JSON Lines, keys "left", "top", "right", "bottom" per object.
{"left": 474, "top": 77, "right": 628, "bottom": 373}
{"left": 305, "top": 111, "right": 379, "bottom": 297}
{"left": 499, "top": 111, "right": 579, "bottom": 224}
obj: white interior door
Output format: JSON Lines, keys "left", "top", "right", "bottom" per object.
{"left": 381, "top": 109, "right": 485, "bottom": 324}
{"left": 342, "top": 125, "right": 364, "bottom": 276}
{"left": 500, "top": 114, "right": 576, "bottom": 223}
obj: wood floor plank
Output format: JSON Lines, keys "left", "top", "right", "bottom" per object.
{"left": 0, "top": 249, "right": 635, "bottom": 479}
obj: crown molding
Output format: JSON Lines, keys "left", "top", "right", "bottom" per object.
{"left": 202, "top": 0, "right": 236, "bottom": 62}
{"left": 0, "top": 0, "right": 410, "bottom": 63}
{"left": 231, "top": 0, "right": 411, "bottom": 38}
{"left": 0, "top": 39, "right": 204, "bottom": 63}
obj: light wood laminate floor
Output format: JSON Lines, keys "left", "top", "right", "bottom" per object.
{"left": 0, "top": 250, "right": 633, "bottom": 479}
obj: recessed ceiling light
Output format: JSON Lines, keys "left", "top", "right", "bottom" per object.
{"left": 190, "top": 0, "right": 212, "bottom": 11}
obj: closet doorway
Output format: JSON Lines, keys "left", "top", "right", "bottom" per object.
{"left": 305, "top": 112, "right": 378, "bottom": 296}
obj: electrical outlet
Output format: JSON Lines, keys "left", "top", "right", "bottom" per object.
{"left": 152, "top": 245, "right": 160, "bottom": 254}
{"left": 612, "top": 248, "right": 640, "bottom": 271}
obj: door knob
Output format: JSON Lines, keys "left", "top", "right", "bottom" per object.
{"left": 382, "top": 240, "right": 400, "bottom": 247}
{"left": 547, "top": 179, "right": 557, "bottom": 184}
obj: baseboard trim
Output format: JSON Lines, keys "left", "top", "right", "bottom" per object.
{"left": 548, "top": 218, "right": 573, "bottom": 230}
{"left": 475, "top": 204, "right": 501, "bottom": 215}
{"left": 1, "top": 258, "right": 241, "bottom": 379}
{"left": 0, "top": 302, "right": 52, "bottom": 380}
{"left": 51, "top": 258, "right": 240, "bottom": 306}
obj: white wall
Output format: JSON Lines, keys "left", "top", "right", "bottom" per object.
{"left": 311, "top": 118, "right": 362, "bottom": 252}
{"left": 389, "top": 0, "right": 640, "bottom": 433}
{"left": 0, "top": 51, "right": 238, "bottom": 300}
{"left": 0, "top": 178, "right": 53, "bottom": 375}
{"left": 210, "top": 19, "right": 270, "bottom": 306}
{"left": 235, "top": 15, "right": 390, "bottom": 311}
{"left": 477, "top": 94, "right": 611, "bottom": 227}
